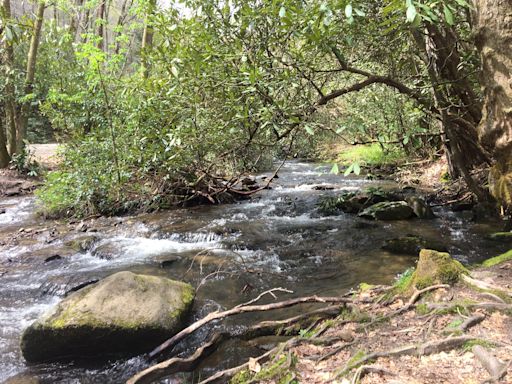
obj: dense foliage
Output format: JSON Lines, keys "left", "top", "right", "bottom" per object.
{"left": 0, "top": 0, "right": 501, "bottom": 216}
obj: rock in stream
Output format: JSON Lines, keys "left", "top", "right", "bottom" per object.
{"left": 20, "top": 271, "right": 195, "bottom": 362}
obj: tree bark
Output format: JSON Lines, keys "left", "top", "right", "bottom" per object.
{"left": 113, "top": 0, "right": 131, "bottom": 54}
{"left": 16, "top": 1, "right": 45, "bottom": 154}
{"left": 473, "top": 0, "right": 512, "bottom": 208}
{"left": 2, "top": 0, "right": 17, "bottom": 157}
{"left": 68, "top": 0, "right": 84, "bottom": 42}
{"left": 412, "top": 25, "right": 491, "bottom": 200}
{"left": 96, "top": 0, "right": 106, "bottom": 50}
{"left": 0, "top": 110, "right": 12, "bottom": 167}
{"left": 141, "top": 0, "right": 156, "bottom": 77}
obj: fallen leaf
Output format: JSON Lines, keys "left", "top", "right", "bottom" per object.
{"left": 248, "top": 357, "right": 261, "bottom": 373}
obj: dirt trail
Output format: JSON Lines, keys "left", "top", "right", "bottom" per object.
{"left": 0, "top": 144, "right": 60, "bottom": 197}
{"left": 29, "top": 143, "right": 60, "bottom": 169}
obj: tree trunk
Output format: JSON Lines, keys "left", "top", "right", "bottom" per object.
{"left": 141, "top": 0, "right": 156, "bottom": 78}
{"left": 16, "top": 1, "right": 45, "bottom": 154}
{"left": 2, "top": 0, "right": 17, "bottom": 157}
{"left": 114, "top": 0, "right": 131, "bottom": 54}
{"left": 68, "top": 0, "right": 84, "bottom": 42}
{"left": 473, "top": 0, "right": 512, "bottom": 208}
{"left": 96, "top": 0, "right": 106, "bottom": 51}
{"left": 412, "top": 24, "right": 491, "bottom": 200}
{"left": 0, "top": 111, "right": 12, "bottom": 167}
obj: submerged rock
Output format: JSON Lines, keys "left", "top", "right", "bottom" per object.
{"left": 21, "top": 271, "right": 195, "bottom": 362}
{"left": 405, "top": 196, "right": 436, "bottom": 219}
{"left": 358, "top": 201, "right": 414, "bottom": 220}
{"left": 383, "top": 236, "right": 447, "bottom": 255}
{"left": 486, "top": 232, "right": 512, "bottom": 243}
{"left": 64, "top": 235, "right": 99, "bottom": 253}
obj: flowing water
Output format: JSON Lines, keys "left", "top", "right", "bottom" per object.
{"left": 0, "top": 161, "right": 507, "bottom": 383}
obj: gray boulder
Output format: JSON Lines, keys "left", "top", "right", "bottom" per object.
{"left": 358, "top": 201, "right": 414, "bottom": 220}
{"left": 21, "top": 271, "right": 194, "bottom": 362}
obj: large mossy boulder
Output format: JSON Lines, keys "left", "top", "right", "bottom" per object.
{"left": 21, "top": 271, "right": 194, "bottom": 363}
{"left": 410, "top": 249, "right": 467, "bottom": 289}
{"left": 358, "top": 201, "right": 414, "bottom": 220}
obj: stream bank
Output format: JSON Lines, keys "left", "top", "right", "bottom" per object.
{"left": 0, "top": 161, "right": 509, "bottom": 383}
{"left": 229, "top": 250, "right": 512, "bottom": 384}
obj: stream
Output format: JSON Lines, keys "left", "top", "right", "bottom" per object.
{"left": 0, "top": 161, "right": 507, "bottom": 383}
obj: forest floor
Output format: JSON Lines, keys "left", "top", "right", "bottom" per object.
{"left": 230, "top": 256, "right": 512, "bottom": 384}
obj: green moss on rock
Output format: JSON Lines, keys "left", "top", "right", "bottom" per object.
{"left": 408, "top": 249, "right": 467, "bottom": 291}
{"left": 20, "top": 271, "right": 195, "bottom": 363}
{"left": 482, "top": 249, "right": 512, "bottom": 267}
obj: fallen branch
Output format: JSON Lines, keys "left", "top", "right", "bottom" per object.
{"left": 148, "top": 292, "right": 350, "bottom": 358}
{"left": 472, "top": 345, "right": 508, "bottom": 383}
{"left": 126, "top": 333, "right": 223, "bottom": 384}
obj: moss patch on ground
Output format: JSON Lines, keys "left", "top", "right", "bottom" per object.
{"left": 482, "top": 249, "right": 512, "bottom": 267}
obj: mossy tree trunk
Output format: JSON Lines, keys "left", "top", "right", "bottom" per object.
{"left": 473, "top": 0, "right": 512, "bottom": 209}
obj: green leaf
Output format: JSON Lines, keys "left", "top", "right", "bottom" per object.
{"left": 406, "top": 5, "right": 417, "bottom": 23}
{"left": 353, "top": 162, "right": 361, "bottom": 175}
{"left": 354, "top": 8, "right": 366, "bottom": 17}
{"left": 443, "top": 5, "right": 454, "bottom": 25}
{"left": 344, "top": 163, "right": 354, "bottom": 176}
{"left": 330, "top": 163, "right": 339, "bottom": 174}
{"left": 279, "top": 6, "right": 286, "bottom": 18}
{"left": 305, "top": 125, "right": 315, "bottom": 135}
{"left": 171, "top": 66, "right": 179, "bottom": 77}
{"left": 403, "top": 136, "right": 410, "bottom": 145}
{"left": 345, "top": 4, "right": 353, "bottom": 18}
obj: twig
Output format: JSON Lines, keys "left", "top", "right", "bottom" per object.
{"left": 235, "top": 288, "right": 293, "bottom": 308}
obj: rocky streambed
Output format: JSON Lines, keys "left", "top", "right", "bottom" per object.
{"left": 0, "top": 161, "right": 509, "bottom": 383}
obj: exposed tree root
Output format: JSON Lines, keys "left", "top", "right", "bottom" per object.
{"left": 458, "top": 313, "right": 486, "bottom": 332}
{"left": 126, "top": 333, "right": 223, "bottom": 384}
{"left": 462, "top": 275, "right": 512, "bottom": 297}
{"left": 351, "top": 365, "right": 396, "bottom": 384}
{"left": 362, "top": 284, "right": 449, "bottom": 329}
{"left": 395, "top": 284, "right": 450, "bottom": 315}
{"left": 311, "top": 341, "right": 357, "bottom": 362}
{"left": 472, "top": 345, "right": 508, "bottom": 383}
{"left": 335, "top": 336, "right": 476, "bottom": 378}
{"left": 148, "top": 289, "right": 350, "bottom": 358}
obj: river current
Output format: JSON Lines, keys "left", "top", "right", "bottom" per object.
{"left": 0, "top": 161, "right": 506, "bottom": 383}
